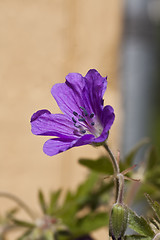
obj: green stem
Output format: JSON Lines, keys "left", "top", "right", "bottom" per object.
{"left": 103, "top": 143, "right": 122, "bottom": 203}
{"left": 0, "top": 191, "right": 36, "bottom": 220}
{"left": 116, "top": 174, "right": 124, "bottom": 204}
{"left": 103, "top": 143, "right": 120, "bottom": 174}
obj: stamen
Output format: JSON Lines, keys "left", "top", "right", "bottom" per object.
{"left": 91, "top": 122, "right": 95, "bottom": 126}
{"left": 72, "top": 117, "right": 77, "bottom": 123}
{"left": 74, "top": 123, "right": 79, "bottom": 128}
{"left": 73, "top": 111, "right": 78, "bottom": 116}
{"left": 90, "top": 113, "right": 94, "bottom": 118}
{"left": 81, "top": 129, "right": 86, "bottom": 134}
{"left": 80, "top": 107, "right": 88, "bottom": 116}
{"left": 78, "top": 117, "right": 85, "bottom": 122}
{"left": 74, "top": 124, "right": 80, "bottom": 128}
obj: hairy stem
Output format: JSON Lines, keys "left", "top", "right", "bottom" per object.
{"left": 103, "top": 143, "right": 120, "bottom": 174}
{"left": 103, "top": 143, "right": 123, "bottom": 203}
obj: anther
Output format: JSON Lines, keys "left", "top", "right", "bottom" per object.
{"left": 90, "top": 113, "right": 94, "bottom": 118}
{"left": 80, "top": 107, "right": 88, "bottom": 116}
{"left": 74, "top": 123, "right": 80, "bottom": 128}
{"left": 72, "top": 117, "right": 77, "bottom": 123}
{"left": 78, "top": 118, "right": 85, "bottom": 122}
{"left": 73, "top": 111, "right": 78, "bottom": 116}
{"left": 91, "top": 122, "right": 95, "bottom": 126}
{"left": 81, "top": 130, "right": 86, "bottom": 134}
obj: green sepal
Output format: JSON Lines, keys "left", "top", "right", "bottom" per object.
{"left": 109, "top": 203, "right": 128, "bottom": 239}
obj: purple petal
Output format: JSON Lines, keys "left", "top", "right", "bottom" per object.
{"left": 31, "top": 110, "right": 77, "bottom": 139}
{"left": 51, "top": 73, "right": 85, "bottom": 117}
{"left": 93, "top": 105, "right": 115, "bottom": 143}
{"left": 43, "top": 138, "right": 76, "bottom": 156}
{"left": 84, "top": 69, "right": 107, "bottom": 116}
{"left": 73, "top": 134, "right": 95, "bottom": 147}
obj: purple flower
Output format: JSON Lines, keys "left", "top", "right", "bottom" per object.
{"left": 30, "top": 69, "right": 115, "bottom": 156}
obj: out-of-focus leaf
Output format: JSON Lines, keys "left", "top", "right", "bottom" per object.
{"left": 145, "top": 167, "right": 160, "bottom": 188}
{"left": 135, "top": 183, "right": 159, "bottom": 202}
{"left": 146, "top": 147, "right": 159, "bottom": 170}
{"left": 145, "top": 194, "right": 160, "bottom": 221}
{"left": 79, "top": 156, "right": 113, "bottom": 175}
{"left": 44, "top": 230, "right": 54, "bottom": 240}
{"left": 74, "top": 212, "right": 108, "bottom": 236}
{"left": 6, "top": 208, "right": 19, "bottom": 218}
{"left": 54, "top": 230, "right": 71, "bottom": 240}
{"left": 75, "top": 173, "right": 99, "bottom": 199}
{"left": 128, "top": 209, "right": 154, "bottom": 238}
{"left": 124, "top": 235, "right": 152, "bottom": 240}
{"left": 124, "top": 139, "right": 149, "bottom": 167}
{"left": 12, "top": 219, "right": 35, "bottom": 228}
{"left": 47, "top": 189, "right": 61, "bottom": 216}
{"left": 57, "top": 173, "right": 99, "bottom": 226}
{"left": 38, "top": 190, "right": 47, "bottom": 214}
{"left": 17, "top": 229, "right": 33, "bottom": 240}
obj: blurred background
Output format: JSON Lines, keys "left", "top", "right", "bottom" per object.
{"left": 0, "top": 0, "right": 160, "bottom": 239}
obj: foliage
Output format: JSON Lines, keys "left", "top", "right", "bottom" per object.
{"left": 0, "top": 141, "right": 160, "bottom": 239}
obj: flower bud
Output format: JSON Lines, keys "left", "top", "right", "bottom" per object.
{"left": 109, "top": 203, "right": 128, "bottom": 240}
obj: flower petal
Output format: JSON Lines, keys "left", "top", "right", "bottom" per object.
{"left": 84, "top": 69, "right": 107, "bottom": 116}
{"left": 43, "top": 138, "right": 76, "bottom": 156}
{"left": 51, "top": 73, "right": 85, "bottom": 116}
{"left": 31, "top": 109, "right": 77, "bottom": 139}
{"left": 93, "top": 105, "right": 115, "bottom": 143}
{"left": 74, "top": 134, "right": 95, "bottom": 147}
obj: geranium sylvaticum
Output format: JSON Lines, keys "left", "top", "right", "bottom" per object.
{"left": 30, "top": 69, "right": 115, "bottom": 156}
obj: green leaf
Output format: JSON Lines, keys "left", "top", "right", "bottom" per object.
{"left": 75, "top": 172, "right": 99, "bottom": 198}
{"left": 145, "top": 167, "right": 160, "bottom": 188}
{"left": 124, "top": 139, "right": 149, "bottom": 167}
{"left": 17, "top": 229, "right": 33, "bottom": 240}
{"left": 135, "top": 183, "right": 159, "bottom": 202}
{"left": 79, "top": 156, "right": 113, "bottom": 175}
{"left": 47, "top": 189, "right": 61, "bottom": 215}
{"left": 12, "top": 218, "right": 35, "bottom": 228}
{"left": 38, "top": 190, "right": 47, "bottom": 214}
{"left": 128, "top": 209, "right": 154, "bottom": 238}
{"left": 44, "top": 230, "right": 54, "bottom": 240}
{"left": 74, "top": 212, "right": 108, "bottom": 235}
{"left": 146, "top": 147, "right": 159, "bottom": 170}
{"left": 145, "top": 194, "right": 160, "bottom": 221}
{"left": 124, "top": 235, "right": 152, "bottom": 240}
{"left": 6, "top": 208, "right": 19, "bottom": 218}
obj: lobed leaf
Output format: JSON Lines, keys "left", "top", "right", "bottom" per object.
{"left": 145, "top": 194, "right": 160, "bottom": 221}
{"left": 79, "top": 156, "right": 113, "bottom": 175}
{"left": 128, "top": 209, "right": 154, "bottom": 238}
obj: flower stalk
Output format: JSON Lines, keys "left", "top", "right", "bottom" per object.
{"left": 103, "top": 143, "right": 124, "bottom": 203}
{"left": 104, "top": 143, "right": 128, "bottom": 240}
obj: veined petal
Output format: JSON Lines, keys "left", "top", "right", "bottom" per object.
{"left": 93, "top": 105, "right": 115, "bottom": 143}
{"left": 83, "top": 69, "right": 107, "bottom": 116}
{"left": 65, "top": 72, "right": 85, "bottom": 96}
{"left": 31, "top": 109, "right": 77, "bottom": 139}
{"left": 74, "top": 134, "right": 95, "bottom": 147}
{"left": 101, "top": 105, "right": 115, "bottom": 127}
{"left": 51, "top": 73, "right": 85, "bottom": 116}
{"left": 43, "top": 138, "right": 76, "bottom": 156}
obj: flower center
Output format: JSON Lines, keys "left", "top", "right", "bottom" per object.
{"left": 72, "top": 107, "right": 103, "bottom": 137}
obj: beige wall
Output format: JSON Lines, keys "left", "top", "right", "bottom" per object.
{"left": 0, "top": 0, "right": 123, "bottom": 238}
